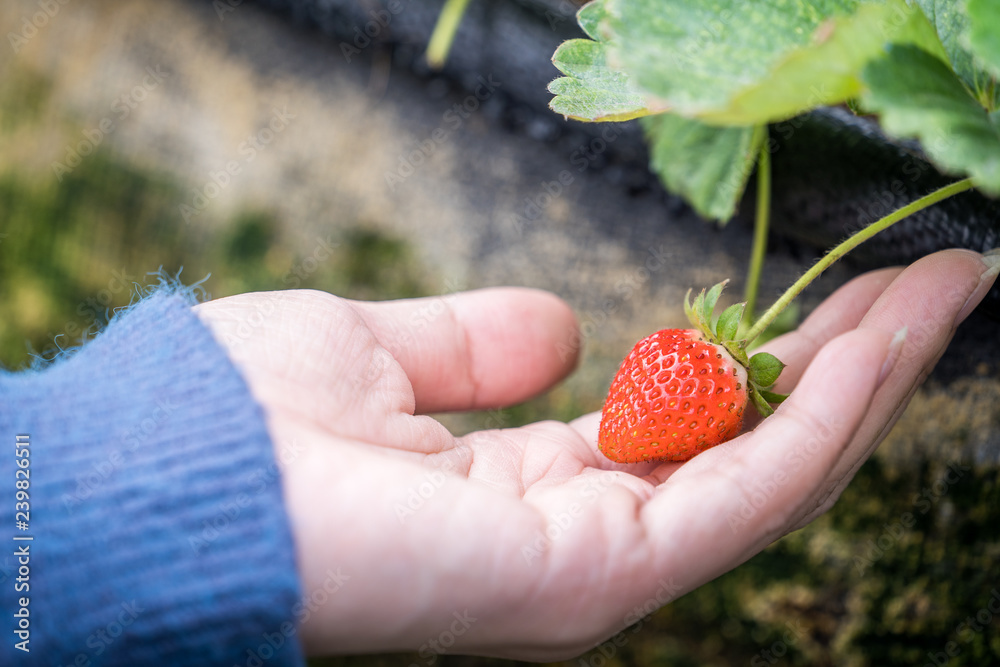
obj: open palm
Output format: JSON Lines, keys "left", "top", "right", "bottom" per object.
{"left": 193, "top": 249, "right": 996, "bottom": 661}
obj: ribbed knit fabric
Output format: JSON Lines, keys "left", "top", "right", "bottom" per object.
{"left": 0, "top": 292, "right": 305, "bottom": 666}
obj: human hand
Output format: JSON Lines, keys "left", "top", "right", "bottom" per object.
{"left": 192, "top": 248, "right": 998, "bottom": 661}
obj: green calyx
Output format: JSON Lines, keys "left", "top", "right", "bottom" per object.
{"left": 683, "top": 280, "right": 787, "bottom": 417}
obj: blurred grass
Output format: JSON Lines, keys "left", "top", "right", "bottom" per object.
{"left": 0, "top": 66, "right": 430, "bottom": 369}
{"left": 1, "top": 61, "right": 998, "bottom": 667}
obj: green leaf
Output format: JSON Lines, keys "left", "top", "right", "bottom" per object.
{"left": 749, "top": 387, "right": 775, "bottom": 418}
{"left": 716, "top": 303, "right": 745, "bottom": 342}
{"left": 967, "top": 0, "right": 1000, "bottom": 85}
{"left": 758, "top": 389, "right": 789, "bottom": 404}
{"left": 549, "top": 1, "right": 656, "bottom": 121}
{"left": 683, "top": 287, "right": 696, "bottom": 325}
{"left": 916, "top": 0, "right": 999, "bottom": 110}
{"left": 748, "top": 352, "right": 785, "bottom": 388}
{"left": 702, "top": 280, "right": 727, "bottom": 325}
{"left": 549, "top": 39, "right": 654, "bottom": 121}
{"left": 913, "top": 0, "right": 979, "bottom": 82}
{"left": 861, "top": 43, "right": 1000, "bottom": 194}
{"left": 643, "top": 115, "right": 761, "bottom": 221}
{"left": 577, "top": 0, "right": 609, "bottom": 41}
{"left": 686, "top": 287, "right": 709, "bottom": 329}
{"left": 608, "top": 0, "right": 945, "bottom": 125}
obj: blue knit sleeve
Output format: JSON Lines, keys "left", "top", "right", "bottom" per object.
{"left": 0, "top": 291, "right": 305, "bottom": 666}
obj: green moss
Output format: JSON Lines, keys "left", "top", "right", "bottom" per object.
{"left": 0, "top": 66, "right": 52, "bottom": 132}
{"left": 0, "top": 153, "right": 197, "bottom": 366}
{"left": 226, "top": 210, "right": 277, "bottom": 264}
{"left": 0, "top": 150, "right": 432, "bottom": 366}
{"left": 0, "top": 65, "right": 433, "bottom": 367}
{"left": 338, "top": 226, "right": 428, "bottom": 300}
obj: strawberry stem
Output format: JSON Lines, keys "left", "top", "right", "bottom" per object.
{"left": 744, "top": 177, "right": 976, "bottom": 345}
{"left": 426, "top": 0, "right": 474, "bottom": 69}
{"left": 743, "top": 126, "right": 770, "bottom": 324}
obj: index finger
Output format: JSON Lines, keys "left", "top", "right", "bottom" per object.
{"left": 640, "top": 327, "right": 892, "bottom": 589}
{"left": 790, "top": 248, "right": 1000, "bottom": 527}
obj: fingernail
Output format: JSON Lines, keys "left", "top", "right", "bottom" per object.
{"left": 955, "top": 249, "right": 1000, "bottom": 325}
{"left": 878, "top": 326, "right": 907, "bottom": 388}
{"left": 981, "top": 247, "right": 1000, "bottom": 275}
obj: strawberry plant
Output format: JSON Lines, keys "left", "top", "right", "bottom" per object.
{"left": 549, "top": 0, "right": 1000, "bottom": 214}
{"left": 550, "top": 0, "right": 998, "bottom": 460}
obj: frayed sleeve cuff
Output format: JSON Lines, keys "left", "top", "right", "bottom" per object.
{"left": 0, "top": 291, "right": 305, "bottom": 666}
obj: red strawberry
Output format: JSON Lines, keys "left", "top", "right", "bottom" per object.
{"left": 599, "top": 329, "right": 748, "bottom": 462}
{"left": 598, "top": 281, "right": 785, "bottom": 463}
